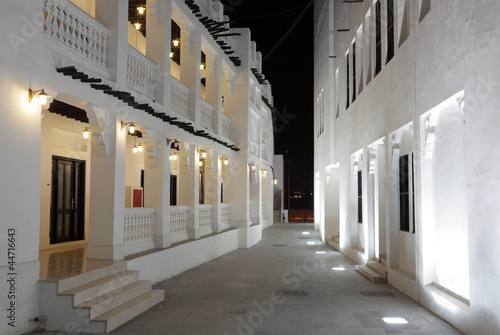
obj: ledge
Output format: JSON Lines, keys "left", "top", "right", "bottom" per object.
{"left": 425, "top": 282, "right": 471, "bottom": 312}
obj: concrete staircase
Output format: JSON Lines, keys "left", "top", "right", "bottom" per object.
{"left": 39, "top": 262, "right": 164, "bottom": 333}
{"left": 327, "top": 235, "right": 340, "bottom": 251}
{"left": 356, "top": 260, "right": 387, "bottom": 283}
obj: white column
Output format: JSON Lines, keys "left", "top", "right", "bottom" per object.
{"left": 146, "top": 0, "right": 172, "bottom": 106}
{"left": 95, "top": 0, "right": 129, "bottom": 86}
{"left": 250, "top": 165, "right": 262, "bottom": 226}
{"left": 206, "top": 53, "right": 223, "bottom": 134}
{"left": 144, "top": 133, "right": 171, "bottom": 248}
{"left": 88, "top": 114, "right": 126, "bottom": 260}
{"left": 207, "top": 152, "right": 223, "bottom": 232}
{"left": 180, "top": 27, "right": 202, "bottom": 122}
{"left": 179, "top": 144, "right": 200, "bottom": 239}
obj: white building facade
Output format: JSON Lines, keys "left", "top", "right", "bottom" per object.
{"left": 0, "top": 0, "right": 275, "bottom": 333}
{"left": 314, "top": 0, "right": 500, "bottom": 334}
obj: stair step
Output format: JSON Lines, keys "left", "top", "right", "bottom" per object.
{"left": 367, "top": 261, "right": 387, "bottom": 277}
{"left": 380, "top": 258, "right": 387, "bottom": 266}
{"left": 94, "top": 290, "right": 164, "bottom": 332}
{"left": 333, "top": 236, "right": 340, "bottom": 243}
{"left": 356, "top": 265, "right": 387, "bottom": 283}
{"left": 57, "top": 262, "right": 128, "bottom": 293}
{"left": 77, "top": 280, "right": 152, "bottom": 320}
{"left": 61, "top": 271, "right": 140, "bottom": 306}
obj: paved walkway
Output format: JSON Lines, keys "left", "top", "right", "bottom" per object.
{"left": 37, "top": 224, "right": 462, "bottom": 335}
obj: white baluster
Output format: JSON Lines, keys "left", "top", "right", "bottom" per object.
{"left": 57, "top": 3, "right": 65, "bottom": 43}
{"left": 76, "top": 16, "right": 83, "bottom": 54}
{"left": 64, "top": 9, "right": 71, "bottom": 46}
{"left": 70, "top": 12, "right": 77, "bottom": 50}
{"left": 51, "top": 2, "right": 59, "bottom": 39}
{"left": 44, "top": 0, "right": 53, "bottom": 35}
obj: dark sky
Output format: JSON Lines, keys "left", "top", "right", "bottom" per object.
{"left": 222, "top": 0, "right": 314, "bottom": 195}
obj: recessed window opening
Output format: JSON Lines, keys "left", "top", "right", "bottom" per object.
{"left": 420, "top": 0, "right": 431, "bottom": 22}
{"left": 374, "top": 0, "right": 382, "bottom": 76}
{"left": 357, "top": 170, "right": 363, "bottom": 223}
{"left": 352, "top": 41, "right": 357, "bottom": 102}
{"left": 386, "top": 0, "right": 395, "bottom": 63}
{"left": 346, "top": 51, "right": 350, "bottom": 109}
{"left": 171, "top": 20, "right": 181, "bottom": 66}
{"left": 398, "top": 154, "right": 414, "bottom": 232}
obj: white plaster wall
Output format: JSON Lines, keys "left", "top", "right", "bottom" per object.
{"left": 125, "top": 135, "right": 145, "bottom": 189}
{"left": 315, "top": 0, "right": 500, "bottom": 333}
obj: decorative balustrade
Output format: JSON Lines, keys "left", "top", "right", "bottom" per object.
{"left": 124, "top": 208, "right": 155, "bottom": 256}
{"left": 127, "top": 45, "right": 158, "bottom": 98}
{"left": 222, "top": 114, "right": 231, "bottom": 140}
{"left": 199, "top": 204, "right": 213, "bottom": 236}
{"left": 200, "top": 99, "right": 215, "bottom": 131}
{"left": 221, "top": 203, "right": 231, "bottom": 230}
{"left": 43, "top": 0, "right": 109, "bottom": 68}
{"left": 171, "top": 76, "right": 190, "bottom": 118}
{"left": 170, "top": 206, "right": 189, "bottom": 244}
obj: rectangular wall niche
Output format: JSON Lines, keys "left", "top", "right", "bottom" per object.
{"left": 420, "top": 91, "right": 470, "bottom": 303}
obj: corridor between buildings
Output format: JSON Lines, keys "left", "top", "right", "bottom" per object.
{"left": 35, "top": 224, "right": 461, "bottom": 335}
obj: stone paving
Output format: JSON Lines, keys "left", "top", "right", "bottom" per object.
{"left": 35, "top": 224, "right": 463, "bottom": 335}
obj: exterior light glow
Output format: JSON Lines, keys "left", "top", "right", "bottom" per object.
{"left": 200, "top": 64, "right": 205, "bottom": 70}
{"left": 82, "top": 127, "right": 90, "bottom": 139}
{"left": 382, "top": 318, "right": 408, "bottom": 324}
{"left": 202, "top": 151, "right": 207, "bottom": 158}
{"left": 28, "top": 88, "right": 51, "bottom": 105}
{"left": 224, "top": 159, "right": 229, "bottom": 166}
{"left": 273, "top": 178, "right": 278, "bottom": 185}
{"left": 170, "top": 52, "right": 174, "bottom": 58}
{"left": 128, "top": 124, "right": 135, "bottom": 134}
{"left": 133, "top": 146, "right": 138, "bottom": 154}
{"left": 173, "top": 40, "right": 180, "bottom": 47}
{"left": 134, "top": 23, "right": 141, "bottom": 30}
{"left": 199, "top": 161, "right": 203, "bottom": 167}
{"left": 137, "top": 6, "right": 145, "bottom": 14}
{"left": 138, "top": 144, "right": 143, "bottom": 152}
{"left": 251, "top": 165, "right": 256, "bottom": 170}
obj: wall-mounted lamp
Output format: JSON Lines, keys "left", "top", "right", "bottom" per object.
{"left": 273, "top": 178, "right": 278, "bottom": 185}
{"left": 121, "top": 121, "right": 136, "bottom": 134}
{"left": 82, "top": 127, "right": 91, "bottom": 139}
{"left": 200, "top": 64, "right": 205, "bottom": 70}
{"left": 201, "top": 151, "right": 207, "bottom": 159}
{"left": 134, "top": 23, "right": 141, "bottom": 30}
{"left": 138, "top": 143, "right": 144, "bottom": 153}
{"left": 224, "top": 158, "right": 229, "bottom": 166}
{"left": 29, "top": 88, "right": 51, "bottom": 105}
{"left": 250, "top": 164, "right": 256, "bottom": 171}
{"left": 170, "top": 52, "right": 174, "bottom": 58}
{"left": 173, "top": 40, "right": 180, "bottom": 47}
{"left": 199, "top": 161, "right": 203, "bottom": 167}
{"left": 132, "top": 137, "right": 143, "bottom": 154}
{"left": 170, "top": 154, "right": 178, "bottom": 161}
{"left": 262, "top": 170, "right": 267, "bottom": 177}
{"left": 137, "top": 6, "right": 145, "bottom": 14}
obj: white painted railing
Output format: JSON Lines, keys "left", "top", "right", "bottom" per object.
{"left": 221, "top": 203, "right": 230, "bottom": 230}
{"left": 170, "top": 206, "right": 189, "bottom": 244}
{"left": 127, "top": 45, "right": 158, "bottom": 98}
{"left": 222, "top": 114, "right": 231, "bottom": 140}
{"left": 43, "top": 0, "right": 109, "bottom": 68}
{"left": 124, "top": 208, "right": 155, "bottom": 256}
{"left": 171, "top": 76, "right": 190, "bottom": 118}
{"left": 201, "top": 99, "right": 215, "bottom": 130}
{"left": 199, "top": 204, "right": 213, "bottom": 236}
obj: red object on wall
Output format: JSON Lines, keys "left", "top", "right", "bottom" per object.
{"left": 133, "top": 189, "right": 143, "bottom": 207}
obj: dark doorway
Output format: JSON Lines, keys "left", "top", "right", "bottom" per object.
{"left": 50, "top": 156, "right": 85, "bottom": 244}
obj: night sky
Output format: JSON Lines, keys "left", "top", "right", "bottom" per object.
{"left": 222, "top": 1, "right": 314, "bottom": 200}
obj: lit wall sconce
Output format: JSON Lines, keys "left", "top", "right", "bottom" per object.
{"left": 137, "top": 6, "right": 145, "bottom": 14}
{"left": 273, "top": 178, "right": 278, "bottom": 185}
{"left": 170, "top": 52, "right": 174, "bottom": 58}
{"left": 138, "top": 143, "right": 144, "bottom": 153}
{"left": 121, "top": 121, "right": 136, "bottom": 134}
{"left": 262, "top": 170, "right": 267, "bottom": 177}
{"left": 170, "top": 154, "right": 178, "bottom": 161}
{"left": 82, "top": 127, "right": 90, "bottom": 139}
{"left": 173, "top": 40, "right": 180, "bottom": 47}
{"left": 201, "top": 151, "right": 207, "bottom": 159}
{"left": 200, "top": 64, "right": 205, "bottom": 70}
{"left": 132, "top": 139, "right": 143, "bottom": 154}
{"left": 28, "top": 88, "right": 51, "bottom": 105}
{"left": 134, "top": 23, "right": 141, "bottom": 30}
{"left": 224, "top": 158, "right": 229, "bottom": 166}
{"left": 199, "top": 161, "right": 203, "bottom": 167}
{"left": 250, "top": 164, "right": 256, "bottom": 170}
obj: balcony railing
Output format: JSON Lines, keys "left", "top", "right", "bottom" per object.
{"left": 171, "top": 76, "right": 190, "bottom": 118}
{"left": 127, "top": 45, "right": 158, "bottom": 98}
{"left": 221, "top": 203, "right": 231, "bottom": 231}
{"left": 199, "top": 204, "right": 213, "bottom": 237}
{"left": 170, "top": 206, "right": 189, "bottom": 244}
{"left": 43, "top": 0, "right": 109, "bottom": 69}
{"left": 222, "top": 114, "right": 231, "bottom": 140}
{"left": 124, "top": 208, "right": 155, "bottom": 256}
{"left": 200, "top": 99, "right": 215, "bottom": 131}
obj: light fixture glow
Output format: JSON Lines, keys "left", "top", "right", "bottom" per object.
{"left": 170, "top": 52, "right": 174, "bottom": 58}
{"left": 134, "top": 23, "right": 141, "bottom": 30}
{"left": 251, "top": 165, "right": 256, "bottom": 170}
{"left": 121, "top": 121, "right": 136, "bottom": 133}
{"left": 173, "top": 40, "right": 180, "bottom": 47}
{"left": 199, "top": 161, "right": 203, "bottom": 167}
{"left": 332, "top": 266, "right": 346, "bottom": 271}
{"left": 382, "top": 318, "right": 408, "bottom": 325}
{"left": 273, "top": 178, "right": 278, "bottom": 185}
{"left": 173, "top": 154, "right": 178, "bottom": 161}
{"left": 224, "top": 159, "right": 229, "bottom": 166}
{"left": 202, "top": 151, "right": 207, "bottom": 158}
{"left": 133, "top": 146, "right": 138, "bottom": 154}
{"left": 129, "top": 124, "right": 135, "bottom": 134}
{"left": 137, "top": 6, "right": 145, "bottom": 14}
{"left": 138, "top": 143, "right": 143, "bottom": 152}
{"left": 200, "top": 64, "right": 205, "bottom": 70}
{"left": 28, "top": 88, "right": 51, "bottom": 105}
{"left": 82, "top": 127, "right": 90, "bottom": 139}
